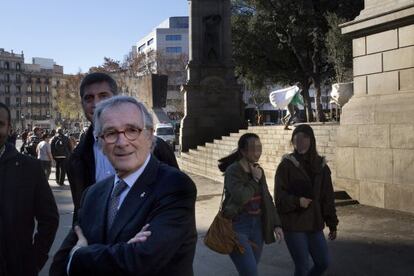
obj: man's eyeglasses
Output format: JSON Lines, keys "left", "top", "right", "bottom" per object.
{"left": 99, "top": 127, "right": 143, "bottom": 143}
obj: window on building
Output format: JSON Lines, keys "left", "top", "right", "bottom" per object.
{"left": 27, "top": 85, "right": 32, "bottom": 93}
{"left": 27, "top": 96, "right": 32, "bottom": 103}
{"left": 4, "top": 62, "right": 9, "bottom": 70}
{"left": 17, "top": 86, "right": 21, "bottom": 94}
{"left": 6, "top": 74, "right": 10, "bottom": 82}
{"left": 36, "top": 84, "right": 41, "bottom": 93}
{"left": 16, "top": 74, "right": 21, "bottom": 83}
{"left": 166, "top": 35, "right": 181, "bottom": 41}
{"left": 16, "top": 63, "right": 21, "bottom": 70}
{"left": 16, "top": 97, "right": 21, "bottom": 107}
{"left": 45, "top": 85, "right": 49, "bottom": 93}
{"left": 16, "top": 110, "right": 20, "bottom": 120}
{"left": 166, "top": 47, "right": 182, "bottom": 53}
{"left": 5, "top": 97, "right": 10, "bottom": 106}
{"left": 147, "top": 38, "right": 154, "bottom": 46}
{"left": 138, "top": 43, "right": 146, "bottom": 52}
{"left": 5, "top": 85, "right": 10, "bottom": 94}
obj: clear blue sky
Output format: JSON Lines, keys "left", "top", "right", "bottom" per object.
{"left": 1, "top": 0, "right": 188, "bottom": 74}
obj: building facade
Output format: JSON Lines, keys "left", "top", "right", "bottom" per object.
{"left": 0, "top": 48, "right": 63, "bottom": 131}
{"left": 135, "top": 16, "right": 189, "bottom": 119}
{"left": 0, "top": 49, "right": 26, "bottom": 130}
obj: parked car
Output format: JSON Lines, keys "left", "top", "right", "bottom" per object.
{"left": 154, "top": 123, "right": 176, "bottom": 149}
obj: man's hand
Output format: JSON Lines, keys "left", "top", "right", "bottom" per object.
{"left": 74, "top": 225, "right": 88, "bottom": 247}
{"left": 274, "top": 227, "right": 284, "bottom": 243}
{"left": 127, "top": 224, "right": 152, "bottom": 244}
{"left": 299, "top": 197, "right": 312, "bottom": 208}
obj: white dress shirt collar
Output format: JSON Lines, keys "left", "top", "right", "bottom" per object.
{"left": 114, "top": 153, "right": 151, "bottom": 189}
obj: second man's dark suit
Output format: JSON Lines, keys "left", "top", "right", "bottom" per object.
{"left": 51, "top": 156, "right": 197, "bottom": 275}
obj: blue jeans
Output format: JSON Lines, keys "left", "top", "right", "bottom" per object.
{"left": 284, "top": 231, "right": 330, "bottom": 276}
{"left": 229, "top": 213, "right": 263, "bottom": 276}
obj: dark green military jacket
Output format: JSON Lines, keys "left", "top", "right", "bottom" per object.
{"left": 222, "top": 161, "right": 281, "bottom": 244}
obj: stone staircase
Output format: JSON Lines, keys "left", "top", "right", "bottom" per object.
{"left": 178, "top": 124, "right": 340, "bottom": 194}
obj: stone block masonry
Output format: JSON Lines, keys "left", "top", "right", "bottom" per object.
{"left": 338, "top": 1, "right": 414, "bottom": 213}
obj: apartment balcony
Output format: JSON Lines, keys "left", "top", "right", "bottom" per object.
{"left": 25, "top": 102, "right": 51, "bottom": 107}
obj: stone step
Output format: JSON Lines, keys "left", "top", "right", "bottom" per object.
{"left": 180, "top": 125, "right": 339, "bottom": 191}
{"left": 334, "top": 190, "right": 359, "bottom": 207}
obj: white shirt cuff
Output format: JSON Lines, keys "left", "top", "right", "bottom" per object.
{"left": 66, "top": 245, "right": 82, "bottom": 275}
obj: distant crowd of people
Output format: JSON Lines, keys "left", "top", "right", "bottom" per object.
{"left": 0, "top": 72, "right": 337, "bottom": 276}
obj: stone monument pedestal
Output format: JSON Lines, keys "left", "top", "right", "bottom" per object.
{"left": 337, "top": 0, "right": 414, "bottom": 213}
{"left": 180, "top": 0, "right": 245, "bottom": 151}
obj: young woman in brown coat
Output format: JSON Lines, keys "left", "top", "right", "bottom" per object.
{"left": 275, "top": 124, "right": 338, "bottom": 276}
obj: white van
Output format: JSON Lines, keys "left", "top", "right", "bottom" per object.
{"left": 154, "top": 123, "right": 175, "bottom": 149}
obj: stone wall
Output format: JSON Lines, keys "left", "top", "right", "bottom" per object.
{"left": 178, "top": 124, "right": 339, "bottom": 192}
{"left": 338, "top": 2, "right": 414, "bottom": 213}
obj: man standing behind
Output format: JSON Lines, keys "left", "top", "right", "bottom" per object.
{"left": 0, "top": 103, "right": 59, "bottom": 276}
{"left": 23, "top": 127, "right": 43, "bottom": 157}
{"left": 67, "top": 72, "right": 178, "bottom": 221}
{"left": 36, "top": 133, "right": 54, "bottom": 180}
{"left": 51, "top": 127, "right": 72, "bottom": 186}
{"left": 50, "top": 96, "right": 197, "bottom": 275}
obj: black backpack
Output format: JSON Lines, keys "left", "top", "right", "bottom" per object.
{"left": 52, "top": 136, "right": 68, "bottom": 157}
{"left": 23, "top": 137, "right": 40, "bottom": 157}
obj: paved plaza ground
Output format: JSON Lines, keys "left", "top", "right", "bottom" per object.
{"left": 37, "top": 166, "right": 414, "bottom": 276}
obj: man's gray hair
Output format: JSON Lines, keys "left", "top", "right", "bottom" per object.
{"left": 93, "top": 95, "right": 154, "bottom": 139}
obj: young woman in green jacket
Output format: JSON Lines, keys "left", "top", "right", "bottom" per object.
{"left": 218, "top": 133, "right": 283, "bottom": 276}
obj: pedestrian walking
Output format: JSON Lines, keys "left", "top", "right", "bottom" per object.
{"left": 50, "top": 127, "right": 72, "bottom": 186}
{"left": 218, "top": 133, "right": 283, "bottom": 276}
{"left": 274, "top": 124, "right": 338, "bottom": 276}
{"left": 22, "top": 127, "right": 42, "bottom": 157}
{"left": 36, "top": 133, "right": 53, "bottom": 180}
{"left": 269, "top": 84, "right": 304, "bottom": 130}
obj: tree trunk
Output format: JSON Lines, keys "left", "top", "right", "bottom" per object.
{"left": 255, "top": 108, "right": 262, "bottom": 125}
{"left": 313, "top": 77, "right": 323, "bottom": 122}
{"left": 301, "top": 79, "right": 313, "bottom": 122}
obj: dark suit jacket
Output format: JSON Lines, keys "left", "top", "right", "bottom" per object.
{"left": 66, "top": 126, "right": 95, "bottom": 220}
{"left": 0, "top": 144, "right": 59, "bottom": 276}
{"left": 51, "top": 155, "right": 197, "bottom": 276}
{"left": 153, "top": 136, "right": 179, "bottom": 169}
{"left": 67, "top": 126, "right": 180, "bottom": 223}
